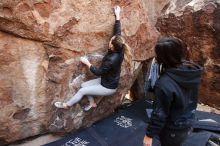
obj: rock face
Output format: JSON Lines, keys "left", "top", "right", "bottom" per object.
{"left": 0, "top": 0, "right": 157, "bottom": 145}
{"left": 156, "top": 0, "right": 220, "bottom": 108}
{"left": 144, "top": 0, "right": 170, "bottom": 25}
{"left": 0, "top": 31, "right": 48, "bottom": 145}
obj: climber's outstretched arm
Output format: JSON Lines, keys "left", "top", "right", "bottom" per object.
{"left": 113, "top": 6, "right": 121, "bottom": 36}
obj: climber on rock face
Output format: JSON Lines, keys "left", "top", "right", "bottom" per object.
{"left": 54, "top": 6, "right": 132, "bottom": 111}
{"left": 143, "top": 37, "right": 203, "bottom": 146}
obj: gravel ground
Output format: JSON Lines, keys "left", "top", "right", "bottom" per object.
{"left": 197, "top": 103, "right": 220, "bottom": 114}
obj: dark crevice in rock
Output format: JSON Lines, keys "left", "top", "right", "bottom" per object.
{"left": 2, "top": 7, "right": 13, "bottom": 17}
{"left": 0, "top": 138, "right": 7, "bottom": 146}
{"left": 13, "top": 108, "right": 30, "bottom": 120}
{"left": 130, "top": 59, "right": 153, "bottom": 101}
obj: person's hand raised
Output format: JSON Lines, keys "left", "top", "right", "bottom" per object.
{"left": 114, "top": 6, "right": 120, "bottom": 20}
{"left": 80, "top": 56, "right": 89, "bottom": 65}
{"left": 80, "top": 56, "right": 92, "bottom": 68}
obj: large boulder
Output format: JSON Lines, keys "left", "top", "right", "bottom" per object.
{"left": 156, "top": 0, "right": 220, "bottom": 109}
{"left": 0, "top": 31, "right": 47, "bottom": 145}
{"left": 0, "top": 0, "right": 157, "bottom": 145}
{"left": 130, "top": 0, "right": 172, "bottom": 100}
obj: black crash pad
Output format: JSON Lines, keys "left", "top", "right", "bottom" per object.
{"left": 44, "top": 99, "right": 220, "bottom": 146}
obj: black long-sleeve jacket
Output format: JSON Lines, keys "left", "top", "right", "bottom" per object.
{"left": 146, "top": 61, "right": 203, "bottom": 137}
{"left": 89, "top": 20, "right": 124, "bottom": 89}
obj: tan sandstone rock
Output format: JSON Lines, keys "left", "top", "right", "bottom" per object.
{"left": 156, "top": 0, "right": 220, "bottom": 109}
{"left": 0, "top": 31, "right": 47, "bottom": 145}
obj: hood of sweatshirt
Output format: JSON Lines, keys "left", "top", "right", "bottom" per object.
{"left": 165, "top": 61, "right": 203, "bottom": 89}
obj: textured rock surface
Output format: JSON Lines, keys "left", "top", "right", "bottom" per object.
{"left": 0, "top": 0, "right": 157, "bottom": 60}
{"left": 0, "top": 0, "right": 157, "bottom": 145}
{"left": 156, "top": 0, "right": 220, "bottom": 108}
{"left": 0, "top": 31, "right": 47, "bottom": 145}
{"left": 144, "top": 0, "right": 170, "bottom": 25}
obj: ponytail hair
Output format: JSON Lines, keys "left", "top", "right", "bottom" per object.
{"left": 123, "top": 43, "right": 133, "bottom": 68}
{"left": 112, "top": 35, "right": 133, "bottom": 69}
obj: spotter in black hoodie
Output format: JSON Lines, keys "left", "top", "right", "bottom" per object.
{"left": 146, "top": 61, "right": 203, "bottom": 138}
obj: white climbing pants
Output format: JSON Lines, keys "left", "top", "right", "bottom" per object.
{"left": 66, "top": 78, "right": 117, "bottom": 106}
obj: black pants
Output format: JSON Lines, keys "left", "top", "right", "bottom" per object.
{"left": 159, "top": 128, "right": 191, "bottom": 146}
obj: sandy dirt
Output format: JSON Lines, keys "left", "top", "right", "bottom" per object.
{"left": 9, "top": 134, "right": 61, "bottom": 146}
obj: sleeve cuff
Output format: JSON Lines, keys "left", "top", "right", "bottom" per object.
{"left": 89, "top": 65, "right": 94, "bottom": 72}
{"left": 145, "top": 132, "right": 154, "bottom": 138}
{"left": 145, "top": 127, "right": 157, "bottom": 138}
